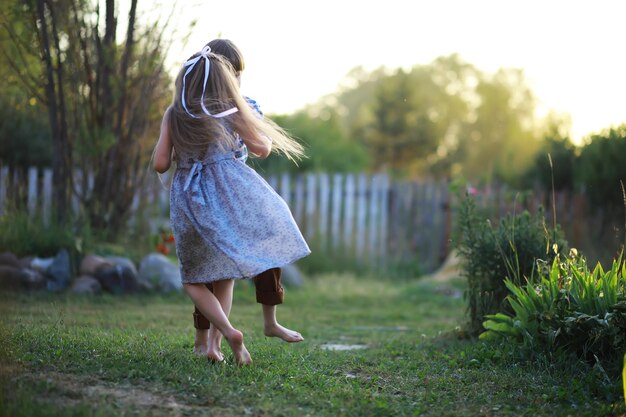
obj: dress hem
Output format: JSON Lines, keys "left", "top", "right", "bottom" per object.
{"left": 179, "top": 250, "right": 311, "bottom": 285}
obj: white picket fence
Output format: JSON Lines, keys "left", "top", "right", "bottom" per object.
{"left": 1, "top": 166, "right": 452, "bottom": 272}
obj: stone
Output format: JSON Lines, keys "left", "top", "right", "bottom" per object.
{"left": 19, "top": 268, "right": 46, "bottom": 290}
{"left": 104, "top": 255, "right": 149, "bottom": 291}
{"left": 71, "top": 275, "right": 102, "bottom": 295}
{"left": 18, "top": 256, "right": 34, "bottom": 269}
{"left": 0, "top": 252, "right": 20, "bottom": 268}
{"left": 0, "top": 265, "right": 23, "bottom": 290}
{"left": 46, "top": 249, "right": 72, "bottom": 292}
{"left": 281, "top": 263, "right": 305, "bottom": 287}
{"left": 0, "top": 265, "right": 46, "bottom": 291}
{"left": 94, "top": 264, "right": 141, "bottom": 294}
{"left": 79, "top": 255, "right": 113, "bottom": 277}
{"left": 104, "top": 256, "right": 138, "bottom": 276}
{"left": 138, "top": 253, "right": 181, "bottom": 292}
{"left": 30, "top": 257, "right": 55, "bottom": 273}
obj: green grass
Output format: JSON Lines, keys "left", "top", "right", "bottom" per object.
{"left": 0, "top": 274, "right": 624, "bottom": 417}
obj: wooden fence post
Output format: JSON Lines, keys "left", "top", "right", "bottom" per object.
{"left": 293, "top": 174, "right": 304, "bottom": 224}
{"left": 379, "top": 174, "right": 389, "bottom": 266}
{"left": 0, "top": 166, "right": 9, "bottom": 217}
{"left": 319, "top": 173, "right": 330, "bottom": 249}
{"left": 27, "top": 167, "right": 38, "bottom": 217}
{"left": 280, "top": 172, "right": 291, "bottom": 208}
{"left": 343, "top": 174, "right": 355, "bottom": 253}
{"left": 43, "top": 169, "right": 53, "bottom": 225}
{"left": 355, "top": 173, "right": 367, "bottom": 261}
{"left": 305, "top": 173, "right": 317, "bottom": 240}
{"left": 331, "top": 174, "right": 343, "bottom": 249}
{"left": 368, "top": 175, "right": 379, "bottom": 263}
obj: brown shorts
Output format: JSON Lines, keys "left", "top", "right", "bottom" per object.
{"left": 193, "top": 268, "right": 284, "bottom": 330}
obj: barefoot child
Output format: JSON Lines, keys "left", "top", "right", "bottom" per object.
{"left": 152, "top": 45, "right": 311, "bottom": 365}
{"left": 191, "top": 39, "right": 305, "bottom": 361}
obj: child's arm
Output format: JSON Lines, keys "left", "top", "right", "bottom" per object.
{"left": 232, "top": 96, "right": 268, "bottom": 158}
{"left": 241, "top": 131, "right": 272, "bottom": 159}
{"left": 153, "top": 108, "right": 174, "bottom": 173}
{"left": 238, "top": 96, "right": 271, "bottom": 158}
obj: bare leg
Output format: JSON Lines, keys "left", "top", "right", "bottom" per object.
{"left": 262, "top": 304, "right": 304, "bottom": 343}
{"left": 184, "top": 282, "right": 251, "bottom": 365}
{"left": 206, "top": 280, "right": 234, "bottom": 361}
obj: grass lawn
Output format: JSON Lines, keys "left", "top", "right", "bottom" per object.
{"left": 0, "top": 273, "right": 624, "bottom": 417}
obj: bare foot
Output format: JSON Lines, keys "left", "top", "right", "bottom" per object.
{"left": 224, "top": 329, "right": 252, "bottom": 366}
{"left": 264, "top": 323, "right": 304, "bottom": 343}
{"left": 206, "top": 333, "right": 224, "bottom": 362}
{"left": 193, "top": 344, "right": 209, "bottom": 357}
{"left": 207, "top": 349, "right": 225, "bottom": 363}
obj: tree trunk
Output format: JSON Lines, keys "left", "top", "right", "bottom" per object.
{"left": 36, "top": 0, "right": 69, "bottom": 221}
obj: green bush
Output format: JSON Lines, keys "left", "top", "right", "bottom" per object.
{"left": 454, "top": 195, "right": 567, "bottom": 336}
{"left": 0, "top": 206, "right": 92, "bottom": 265}
{"left": 522, "top": 135, "right": 578, "bottom": 192}
{"left": 576, "top": 124, "right": 626, "bottom": 209}
{"left": 481, "top": 252, "right": 626, "bottom": 377}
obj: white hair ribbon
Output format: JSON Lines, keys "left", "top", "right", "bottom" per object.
{"left": 181, "top": 45, "right": 239, "bottom": 119}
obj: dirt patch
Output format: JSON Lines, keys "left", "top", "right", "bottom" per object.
{"left": 1, "top": 365, "right": 234, "bottom": 417}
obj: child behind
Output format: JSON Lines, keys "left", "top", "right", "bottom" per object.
{"left": 153, "top": 46, "right": 310, "bottom": 365}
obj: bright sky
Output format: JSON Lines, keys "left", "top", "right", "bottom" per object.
{"left": 149, "top": 0, "right": 625, "bottom": 144}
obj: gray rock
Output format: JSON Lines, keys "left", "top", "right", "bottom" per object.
{"left": 71, "top": 275, "right": 102, "bottom": 295}
{"left": 18, "top": 256, "right": 34, "bottom": 269}
{"left": 19, "top": 268, "right": 46, "bottom": 290}
{"left": 0, "top": 252, "right": 20, "bottom": 268}
{"left": 47, "top": 249, "right": 71, "bottom": 292}
{"left": 282, "top": 264, "right": 305, "bottom": 287}
{"left": 0, "top": 266, "right": 46, "bottom": 291}
{"left": 104, "top": 256, "right": 148, "bottom": 290}
{"left": 0, "top": 265, "right": 23, "bottom": 290}
{"left": 94, "top": 264, "right": 141, "bottom": 294}
{"left": 79, "top": 255, "right": 113, "bottom": 277}
{"left": 138, "top": 253, "right": 181, "bottom": 292}
{"left": 30, "top": 257, "right": 55, "bottom": 273}
{"left": 104, "top": 256, "right": 138, "bottom": 276}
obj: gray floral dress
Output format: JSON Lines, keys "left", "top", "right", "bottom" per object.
{"left": 170, "top": 132, "right": 311, "bottom": 284}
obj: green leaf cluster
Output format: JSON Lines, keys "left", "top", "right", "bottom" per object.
{"left": 253, "top": 111, "right": 369, "bottom": 174}
{"left": 482, "top": 253, "right": 626, "bottom": 376}
{"left": 454, "top": 195, "right": 567, "bottom": 336}
{"left": 576, "top": 125, "right": 626, "bottom": 209}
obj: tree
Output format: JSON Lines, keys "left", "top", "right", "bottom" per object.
{"left": 576, "top": 124, "right": 626, "bottom": 209}
{"left": 0, "top": 0, "right": 51, "bottom": 170}
{"left": 522, "top": 114, "right": 577, "bottom": 191}
{"left": 323, "top": 55, "right": 544, "bottom": 182}
{"left": 465, "top": 68, "right": 540, "bottom": 185}
{"left": 252, "top": 110, "right": 369, "bottom": 174}
{"left": 2, "top": 0, "right": 173, "bottom": 236}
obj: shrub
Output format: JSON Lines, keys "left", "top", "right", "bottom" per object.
{"left": 481, "top": 252, "right": 626, "bottom": 377}
{"left": 576, "top": 124, "right": 626, "bottom": 209}
{"left": 0, "top": 205, "right": 93, "bottom": 272}
{"left": 0, "top": 209, "right": 81, "bottom": 258}
{"left": 454, "top": 195, "right": 567, "bottom": 336}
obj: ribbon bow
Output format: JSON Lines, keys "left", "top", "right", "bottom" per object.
{"left": 181, "top": 45, "right": 239, "bottom": 119}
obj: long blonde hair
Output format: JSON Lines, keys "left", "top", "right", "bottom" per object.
{"left": 168, "top": 50, "right": 305, "bottom": 161}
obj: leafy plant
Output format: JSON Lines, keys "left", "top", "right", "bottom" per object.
{"left": 0, "top": 205, "right": 90, "bottom": 260}
{"left": 454, "top": 195, "right": 567, "bottom": 335}
{"left": 482, "top": 252, "right": 626, "bottom": 377}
